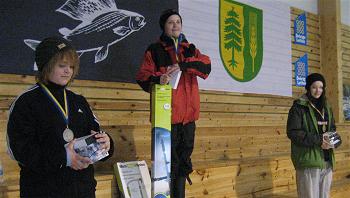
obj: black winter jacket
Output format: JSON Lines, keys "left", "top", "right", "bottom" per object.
{"left": 7, "top": 83, "right": 114, "bottom": 197}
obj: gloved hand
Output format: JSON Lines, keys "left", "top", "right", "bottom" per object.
{"left": 183, "top": 44, "right": 196, "bottom": 58}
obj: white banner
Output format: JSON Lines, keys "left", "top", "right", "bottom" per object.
{"left": 179, "top": 0, "right": 292, "bottom": 96}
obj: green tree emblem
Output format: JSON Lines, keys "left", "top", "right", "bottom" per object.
{"left": 224, "top": 7, "right": 242, "bottom": 69}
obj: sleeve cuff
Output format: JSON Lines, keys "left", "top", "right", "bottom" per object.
{"left": 65, "top": 147, "right": 72, "bottom": 167}
{"left": 150, "top": 75, "right": 161, "bottom": 84}
{"left": 179, "top": 62, "right": 188, "bottom": 71}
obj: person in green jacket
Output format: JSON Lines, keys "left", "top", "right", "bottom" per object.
{"left": 287, "top": 73, "right": 341, "bottom": 198}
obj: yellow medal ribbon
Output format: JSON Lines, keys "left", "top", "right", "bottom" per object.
{"left": 172, "top": 37, "right": 179, "bottom": 62}
{"left": 40, "top": 83, "right": 69, "bottom": 126}
{"left": 310, "top": 102, "right": 327, "bottom": 132}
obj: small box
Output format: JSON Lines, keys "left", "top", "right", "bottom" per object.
{"left": 66, "top": 134, "right": 109, "bottom": 163}
{"left": 114, "top": 161, "right": 151, "bottom": 198}
{"left": 323, "top": 131, "right": 341, "bottom": 148}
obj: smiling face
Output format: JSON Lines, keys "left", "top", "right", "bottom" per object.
{"left": 309, "top": 81, "right": 324, "bottom": 99}
{"left": 164, "top": 14, "right": 182, "bottom": 38}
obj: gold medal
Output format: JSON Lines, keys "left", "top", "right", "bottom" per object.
{"left": 63, "top": 128, "right": 74, "bottom": 142}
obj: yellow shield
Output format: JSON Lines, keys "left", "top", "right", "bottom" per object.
{"left": 219, "top": 0, "right": 263, "bottom": 82}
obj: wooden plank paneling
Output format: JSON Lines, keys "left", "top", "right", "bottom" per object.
{"left": 1, "top": 7, "right": 350, "bottom": 198}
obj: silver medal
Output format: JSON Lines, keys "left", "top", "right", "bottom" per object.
{"left": 63, "top": 128, "right": 74, "bottom": 142}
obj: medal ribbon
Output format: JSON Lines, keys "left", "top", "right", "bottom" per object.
{"left": 40, "top": 83, "right": 69, "bottom": 127}
{"left": 172, "top": 34, "right": 183, "bottom": 62}
{"left": 310, "top": 102, "right": 326, "bottom": 132}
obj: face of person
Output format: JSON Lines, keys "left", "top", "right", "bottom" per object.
{"left": 48, "top": 56, "right": 74, "bottom": 86}
{"left": 310, "top": 81, "right": 324, "bottom": 99}
{"left": 164, "top": 14, "right": 182, "bottom": 38}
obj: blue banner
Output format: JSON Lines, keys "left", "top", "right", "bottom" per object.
{"left": 294, "top": 13, "right": 307, "bottom": 45}
{"left": 295, "top": 54, "right": 308, "bottom": 87}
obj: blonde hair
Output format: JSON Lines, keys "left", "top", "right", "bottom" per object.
{"left": 36, "top": 48, "right": 79, "bottom": 85}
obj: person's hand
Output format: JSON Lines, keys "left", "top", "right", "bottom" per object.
{"left": 66, "top": 139, "right": 92, "bottom": 170}
{"left": 166, "top": 64, "right": 180, "bottom": 74}
{"left": 160, "top": 74, "right": 171, "bottom": 85}
{"left": 321, "top": 139, "right": 332, "bottom": 150}
{"left": 92, "top": 130, "right": 111, "bottom": 152}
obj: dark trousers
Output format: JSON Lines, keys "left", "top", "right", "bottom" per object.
{"left": 171, "top": 122, "right": 195, "bottom": 198}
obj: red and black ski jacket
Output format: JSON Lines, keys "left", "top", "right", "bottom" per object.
{"left": 136, "top": 34, "right": 211, "bottom": 124}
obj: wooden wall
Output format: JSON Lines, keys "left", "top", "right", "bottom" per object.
{"left": 1, "top": 7, "right": 350, "bottom": 198}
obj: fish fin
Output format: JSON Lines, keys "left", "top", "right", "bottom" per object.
{"left": 77, "top": 51, "right": 84, "bottom": 57}
{"left": 24, "top": 39, "right": 40, "bottom": 50}
{"left": 56, "top": 0, "right": 118, "bottom": 22}
{"left": 95, "top": 46, "right": 109, "bottom": 63}
{"left": 59, "top": 27, "right": 72, "bottom": 37}
{"left": 113, "top": 26, "right": 131, "bottom": 36}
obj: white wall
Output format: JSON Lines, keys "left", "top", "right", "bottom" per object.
{"left": 273, "top": 0, "right": 349, "bottom": 26}
{"left": 341, "top": 0, "right": 350, "bottom": 26}
{"left": 273, "top": 0, "right": 318, "bottom": 14}
{"left": 179, "top": 0, "right": 292, "bottom": 96}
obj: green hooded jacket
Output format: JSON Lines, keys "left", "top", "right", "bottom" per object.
{"left": 287, "top": 94, "right": 337, "bottom": 169}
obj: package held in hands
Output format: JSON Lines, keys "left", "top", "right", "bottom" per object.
{"left": 169, "top": 69, "right": 182, "bottom": 89}
{"left": 71, "top": 134, "right": 109, "bottom": 163}
{"left": 323, "top": 131, "right": 341, "bottom": 148}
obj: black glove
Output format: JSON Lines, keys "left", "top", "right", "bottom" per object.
{"left": 183, "top": 44, "right": 196, "bottom": 58}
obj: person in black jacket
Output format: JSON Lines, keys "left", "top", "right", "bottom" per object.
{"left": 7, "top": 37, "right": 114, "bottom": 198}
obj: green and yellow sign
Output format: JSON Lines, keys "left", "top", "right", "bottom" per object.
{"left": 220, "top": 0, "right": 263, "bottom": 82}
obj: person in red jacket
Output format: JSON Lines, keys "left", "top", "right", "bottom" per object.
{"left": 136, "top": 9, "right": 211, "bottom": 198}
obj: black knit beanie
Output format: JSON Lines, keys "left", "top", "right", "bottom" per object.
{"left": 159, "top": 9, "right": 182, "bottom": 31}
{"left": 35, "top": 37, "right": 74, "bottom": 71}
{"left": 305, "top": 73, "right": 326, "bottom": 91}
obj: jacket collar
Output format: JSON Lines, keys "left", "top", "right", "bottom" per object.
{"left": 296, "top": 94, "right": 310, "bottom": 106}
{"left": 295, "top": 94, "right": 332, "bottom": 133}
{"left": 296, "top": 94, "right": 330, "bottom": 108}
{"left": 159, "top": 33, "right": 188, "bottom": 47}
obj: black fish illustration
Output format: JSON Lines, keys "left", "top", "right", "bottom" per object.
{"left": 24, "top": 0, "right": 146, "bottom": 68}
